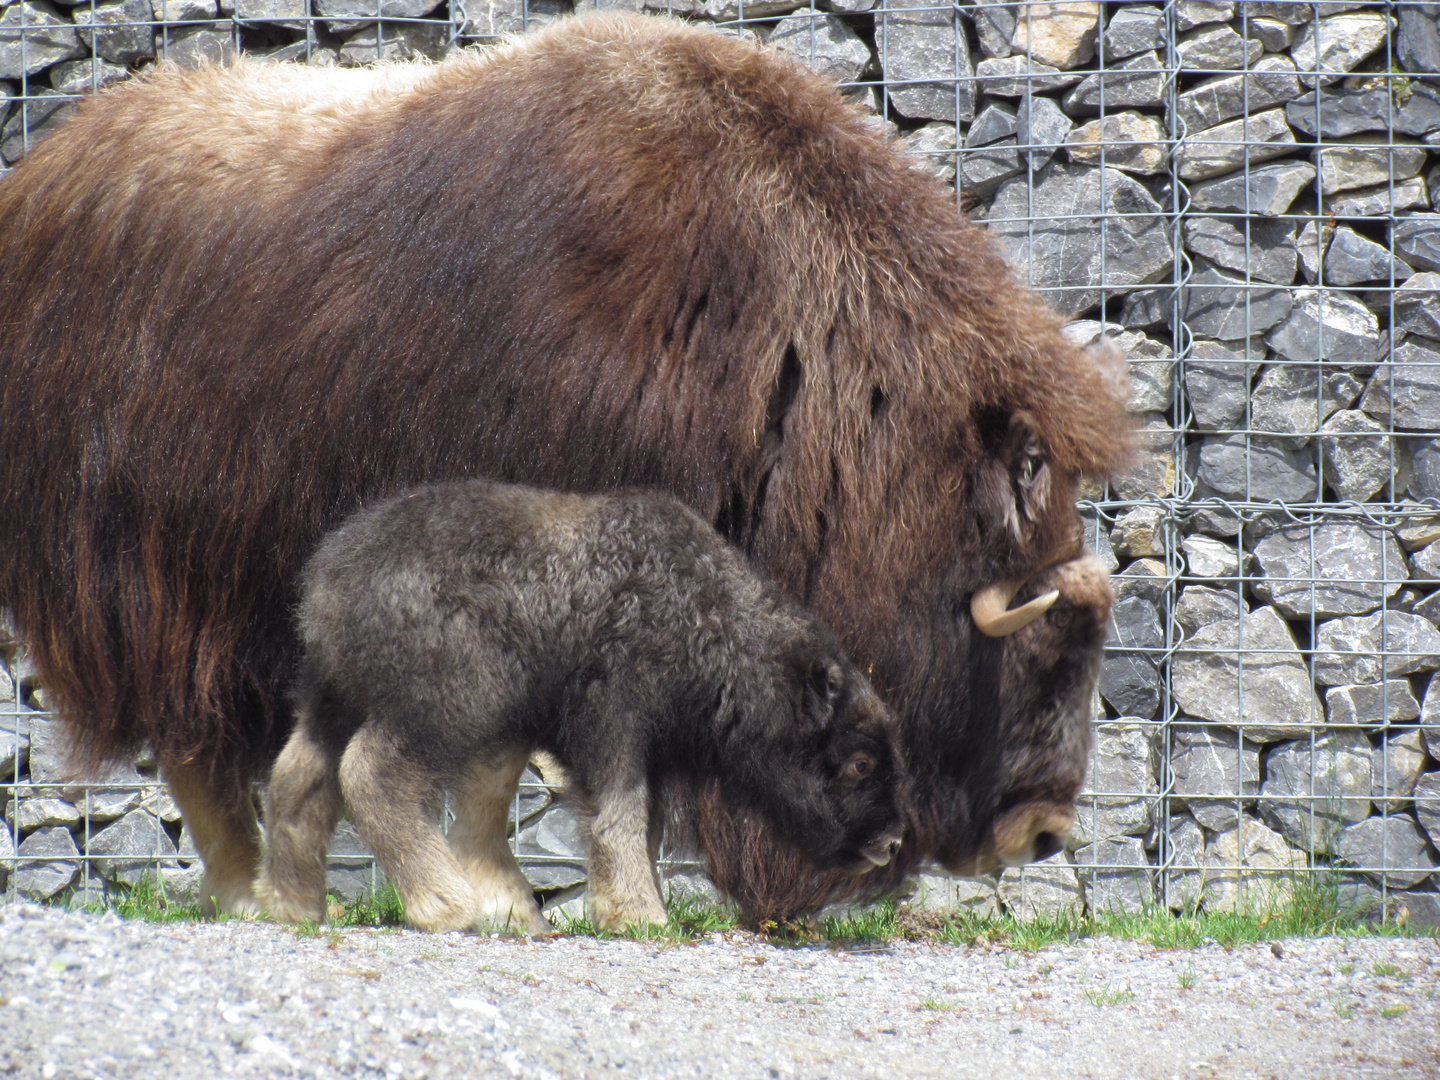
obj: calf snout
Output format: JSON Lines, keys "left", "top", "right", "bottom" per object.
{"left": 859, "top": 828, "right": 904, "bottom": 869}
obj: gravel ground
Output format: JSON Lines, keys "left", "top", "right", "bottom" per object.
{"left": 1, "top": 904, "right": 1437, "bottom": 1079}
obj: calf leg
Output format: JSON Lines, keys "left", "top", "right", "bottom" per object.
{"left": 256, "top": 719, "right": 340, "bottom": 924}
{"left": 585, "top": 780, "right": 668, "bottom": 932}
{"left": 339, "top": 723, "right": 480, "bottom": 932}
{"left": 446, "top": 750, "right": 552, "bottom": 935}
{"left": 165, "top": 763, "right": 263, "bottom": 918}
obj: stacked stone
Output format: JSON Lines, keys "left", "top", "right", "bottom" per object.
{"left": 4, "top": 0, "right": 1440, "bottom": 925}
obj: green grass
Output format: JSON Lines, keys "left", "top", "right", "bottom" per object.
{"left": 1081, "top": 985, "right": 1136, "bottom": 1006}
{"left": 58, "top": 867, "right": 1439, "bottom": 952}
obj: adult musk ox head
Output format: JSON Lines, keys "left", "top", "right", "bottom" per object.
{"left": 0, "top": 13, "right": 1130, "bottom": 918}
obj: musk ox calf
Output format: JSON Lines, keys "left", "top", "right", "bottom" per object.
{"left": 257, "top": 481, "right": 904, "bottom": 934}
{"left": 0, "top": 12, "right": 1128, "bottom": 920}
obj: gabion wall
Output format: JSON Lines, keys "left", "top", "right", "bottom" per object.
{"left": 3, "top": 0, "right": 1440, "bottom": 926}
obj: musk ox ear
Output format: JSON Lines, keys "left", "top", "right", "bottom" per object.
{"left": 975, "top": 410, "right": 1052, "bottom": 543}
{"left": 804, "top": 658, "right": 845, "bottom": 723}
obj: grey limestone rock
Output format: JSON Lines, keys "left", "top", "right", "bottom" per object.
{"left": 1064, "top": 111, "right": 1166, "bottom": 175}
{"left": 1245, "top": 17, "right": 1296, "bottom": 53}
{"left": 1180, "top": 262, "right": 1294, "bottom": 339}
{"left": 1372, "top": 729, "right": 1428, "bottom": 814}
{"left": 152, "top": 0, "right": 216, "bottom": 19}
{"left": 338, "top": 20, "right": 447, "bottom": 64}
{"left": 1393, "top": 216, "right": 1440, "bottom": 272}
{"left": 1062, "top": 320, "right": 1174, "bottom": 410}
{"left": 965, "top": 101, "right": 1017, "bottom": 146}
{"left": 516, "top": 805, "right": 588, "bottom": 890}
{"left": 13, "top": 825, "right": 80, "bottom": 900}
{"left": 1323, "top": 226, "right": 1412, "bottom": 287}
{"left": 1238, "top": 1, "right": 1314, "bottom": 26}
{"left": 1187, "top": 159, "right": 1315, "bottom": 216}
{"left": 319, "top": 0, "right": 447, "bottom": 32}
{"left": 969, "top": 0, "right": 1015, "bottom": 59}
{"left": 1320, "top": 409, "right": 1395, "bottom": 502}
{"left": 1412, "top": 539, "right": 1440, "bottom": 583}
{"left": 1110, "top": 506, "right": 1167, "bottom": 559}
{"left": 987, "top": 162, "right": 1170, "bottom": 317}
{"left": 1410, "top": 438, "right": 1440, "bottom": 500}
{"left": 1295, "top": 219, "right": 1330, "bottom": 284}
{"left": 71, "top": 0, "right": 153, "bottom": 65}
{"left": 1314, "top": 138, "right": 1430, "bottom": 196}
{"left": 0, "top": 88, "right": 75, "bottom": 164}
{"left": 1327, "top": 177, "right": 1431, "bottom": 218}
{"left": 4, "top": 796, "right": 80, "bottom": 832}
{"left": 959, "top": 138, "right": 1023, "bottom": 197}
{"left": 1007, "top": 1, "right": 1098, "bottom": 70}
{"left": 907, "top": 871, "right": 1000, "bottom": 915}
{"left": 0, "top": 2, "right": 86, "bottom": 80}
{"left": 1326, "top": 679, "right": 1421, "bottom": 726}
{"left": 1261, "top": 737, "right": 1370, "bottom": 852}
{"left": 234, "top": 0, "right": 305, "bottom": 21}
{"left": 1171, "top": 606, "right": 1322, "bottom": 741}
{"left": 1250, "top": 363, "right": 1362, "bottom": 447}
{"left": 1313, "top": 609, "right": 1440, "bottom": 685}
{"left": 1287, "top": 84, "right": 1440, "bottom": 139}
{"left": 1259, "top": 730, "right": 1371, "bottom": 850}
{"left": 1099, "top": 595, "right": 1163, "bottom": 718}
{"left": 1361, "top": 337, "right": 1440, "bottom": 431}
{"left": 1175, "top": 584, "right": 1243, "bottom": 636}
{"left": 1177, "top": 23, "right": 1263, "bottom": 71}
{"left": 1265, "top": 288, "right": 1384, "bottom": 367}
{"left": 1162, "top": 814, "right": 1206, "bottom": 911}
{"left": 1072, "top": 836, "right": 1153, "bottom": 914}
{"left": 1397, "top": 3, "right": 1440, "bottom": 78}
{"left": 156, "top": 22, "right": 237, "bottom": 67}
{"left": 1082, "top": 510, "right": 1119, "bottom": 572}
{"left": 1183, "top": 216, "right": 1297, "bottom": 285}
{"left": 1182, "top": 533, "right": 1243, "bottom": 580}
{"left": 973, "top": 55, "right": 1081, "bottom": 97}
{"left": 1112, "top": 558, "right": 1169, "bottom": 604}
{"left": 1015, "top": 93, "right": 1071, "bottom": 169}
{"left": 1184, "top": 339, "right": 1258, "bottom": 429}
{"left": 1202, "top": 815, "right": 1306, "bottom": 913}
{"left": 1102, "top": 4, "right": 1163, "bottom": 60}
{"left": 1175, "top": 0, "right": 1232, "bottom": 30}
{"left": 1291, "top": 12, "right": 1394, "bottom": 88}
{"left": 88, "top": 808, "right": 179, "bottom": 884}
{"left": 901, "top": 123, "right": 958, "bottom": 184}
{"left": 48, "top": 57, "right": 127, "bottom": 95}
{"left": 1197, "top": 433, "right": 1317, "bottom": 502}
{"left": 768, "top": 14, "right": 871, "bottom": 86}
{"left": 1176, "top": 108, "right": 1297, "bottom": 182}
{"left": 1396, "top": 273, "right": 1440, "bottom": 339}
{"left": 1416, "top": 771, "right": 1440, "bottom": 849}
{"left": 1252, "top": 521, "right": 1405, "bottom": 618}
{"left": 1424, "top": 670, "right": 1440, "bottom": 754}
{"left": 1073, "top": 722, "right": 1160, "bottom": 843}
{"left": 1337, "top": 814, "right": 1434, "bottom": 889}
{"left": 1112, "top": 413, "right": 1177, "bottom": 500}
{"left": 997, "top": 851, "right": 1084, "bottom": 919}
{"left": 1061, "top": 49, "right": 1164, "bottom": 114}
{"left": 884, "top": 0, "right": 976, "bottom": 123}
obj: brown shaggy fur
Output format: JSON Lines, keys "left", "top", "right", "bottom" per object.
{"left": 0, "top": 14, "right": 1129, "bottom": 918}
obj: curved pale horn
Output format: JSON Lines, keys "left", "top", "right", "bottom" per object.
{"left": 971, "top": 581, "right": 1060, "bottom": 637}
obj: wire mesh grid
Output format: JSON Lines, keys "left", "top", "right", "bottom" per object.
{"left": 2, "top": 0, "right": 1438, "bottom": 922}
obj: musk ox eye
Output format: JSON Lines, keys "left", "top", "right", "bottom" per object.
{"left": 844, "top": 753, "right": 873, "bottom": 779}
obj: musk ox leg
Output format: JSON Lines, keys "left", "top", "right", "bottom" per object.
{"left": 584, "top": 781, "right": 668, "bottom": 932}
{"left": 255, "top": 719, "right": 341, "bottom": 925}
{"left": 446, "top": 750, "right": 553, "bottom": 936}
{"left": 164, "top": 764, "right": 264, "bottom": 919}
{"left": 338, "top": 723, "right": 481, "bottom": 933}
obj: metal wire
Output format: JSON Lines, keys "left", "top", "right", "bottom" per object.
{"left": 2, "top": 0, "right": 1437, "bottom": 923}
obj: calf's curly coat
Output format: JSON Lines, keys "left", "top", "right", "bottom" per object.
{"left": 0, "top": 13, "right": 1128, "bottom": 918}
{"left": 257, "top": 481, "right": 904, "bottom": 934}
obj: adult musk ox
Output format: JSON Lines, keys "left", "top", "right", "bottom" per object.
{"left": 0, "top": 13, "right": 1129, "bottom": 919}
{"left": 257, "top": 480, "right": 904, "bottom": 934}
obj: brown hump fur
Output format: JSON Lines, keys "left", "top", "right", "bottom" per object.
{"left": 0, "top": 14, "right": 1130, "bottom": 890}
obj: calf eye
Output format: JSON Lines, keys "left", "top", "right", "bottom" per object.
{"left": 844, "top": 754, "right": 873, "bottom": 780}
